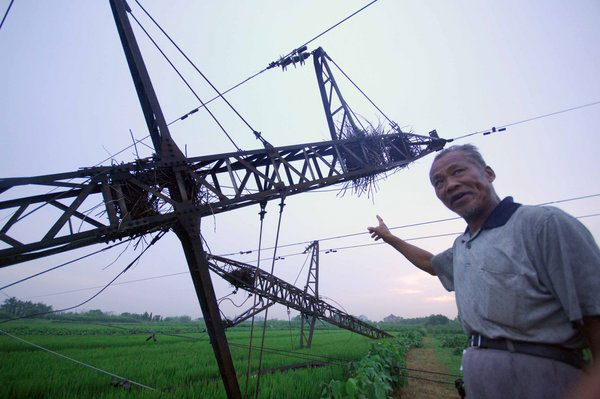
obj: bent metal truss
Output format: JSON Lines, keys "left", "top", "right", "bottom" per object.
{"left": 208, "top": 254, "right": 392, "bottom": 339}
{"left": 0, "top": 132, "right": 442, "bottom": 267}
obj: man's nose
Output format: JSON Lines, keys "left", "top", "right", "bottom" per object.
{"left": 446, "top": 177, "right": 460, "bottom": 192}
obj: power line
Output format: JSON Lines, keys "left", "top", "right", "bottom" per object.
{"left": 18, "top": 208, "right": 600, "bottom": 300}
{"left": 243, "top": 211, "right": 600, "bottom": 263}
{"left": 167, "top": 0, "right": 381, "bottom": 128}
{"left": 0, "top": 0, "right": 14, "bottom": 32}
{"left": 292, "top": 0, "right": 380, "bottom": 59}
{"left": 21, "top": 271, "right": 189, "bottom": 300}
{"left": 448, "top": 100, "right": 600, "bottom": 142}
{"left": 0, "top": 328, "right": 158, "bottom": 391}
{"left": 327, "top": 55, "right": 394, "bottom": 126}
{"left": 220, "top": 193, "right": 600, "bottom": 257}
{"left": 132, "top": 0, "right": 262, "bottom": 142}
{"left": 1, "top": 231, "right": 166, "bottom": 324}
{"left": 0, "top": 239, "right": 134, "bottom": 291}
{"left": 128, "top": 10, "right": 242, "bottom": 152}
{"left": 167, "top": 69, "right": 270, "bottom": 126}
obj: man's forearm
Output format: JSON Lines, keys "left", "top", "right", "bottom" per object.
{"left": 383, "top": 234, "right": 435, "bottom": 275}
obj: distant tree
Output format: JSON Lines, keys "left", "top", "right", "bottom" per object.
{"left": 87, "top": 309, "right": 104, "bottom": 316}
{"left": 383, "top": 314, "right": 403, "bottom": 323}
{"left": 1, "top": 297, "right": 53, "bottom": 318}
{"left": 425, "top": 314, "right": 450, "bottom": 326}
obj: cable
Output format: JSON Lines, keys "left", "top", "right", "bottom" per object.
{"left": 448, "top": 100, "right": 600, "bottom": 142}
{"left": 239, "top": 209, "right": 600, "bottom": 263}
{"left": 243, "top": 201, "right": 268, "bottom": 398}
{"left": 218, "top": 295, "right": 251, "bottom": 309}
{"left": 0, "top": 239, "right": 134, "bottom": 291}
{"left": 292, "top": 250, "right": 312, "bottom": 286}
{"left": 0, "top": 0, "right": 14, "bottom": 32}
{"left": 129, "top": 11, "right": 242, "bottom": 152}
{"left": 168, "top": 68, "right": 270, "bottom": 126}
{"left": 254, "top": 198, "right": 286, "bottom": 398}
{"left": 167, "top": 0, "right": 381, "bottom": 128}
{"left": 18, "top": 211, "right": 600, "bottom": 301}
{"left": 292, "top": 0, "right": 380, "bottom": 59}
{"left": 0, "top": 329, "right": 158, "bottom": 391}
{"left": 220, "top": 193, "right": 600, "bottom": 257}
{"left": 0, "top": 231, "right": 165, "bottom": 324}
{"left": 319, "top": 295, "right": 350, "bottom": 314}
{"left": 328, "top": 56, "right": 394, "bottom": 126}
{"left": 22, "top": 271, "right": 189, "bottom": 300}
{"left": 132, "top": 0, "right": 261, "bottom": 140}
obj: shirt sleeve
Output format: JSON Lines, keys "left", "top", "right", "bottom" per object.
{"left": 535, "top": 207, "right": 600, "bottom": 322}
{"left": 431, "top": 247, "right": 455, "bottom": 292}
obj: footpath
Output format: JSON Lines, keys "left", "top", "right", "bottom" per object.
{"left": 394, "top": 336, "right": 460, "bottom": 399}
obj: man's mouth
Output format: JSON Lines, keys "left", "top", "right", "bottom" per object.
{"left": 450, "top": 192, "right": 471, "bottom": 207}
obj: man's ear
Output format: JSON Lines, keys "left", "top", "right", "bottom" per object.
{"left": 484, "top": 166, "right": 496, "bottom": 183}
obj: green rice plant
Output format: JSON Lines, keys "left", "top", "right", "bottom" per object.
{"left": 0, "top": 321, "right": 390, "bottom": 398}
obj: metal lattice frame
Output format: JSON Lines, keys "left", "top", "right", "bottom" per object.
{"left": 299, "top": 241, "right": 319, "bottom": 348}
{"left": 313, "top": 47, "right": 361, "bottom": 141}
{"left": 207, "top": 255, "right": 392, "bottom": 340}
{"left": 0, "top": 133, "right": 444, "bottom": 268}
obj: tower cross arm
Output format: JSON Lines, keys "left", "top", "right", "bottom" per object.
{"left": 0, "top": 132, "right": 445, "bottom": 268}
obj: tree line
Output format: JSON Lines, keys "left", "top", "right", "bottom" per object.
{"left": 0, "top": 297, "right": 197, "bottom": 323}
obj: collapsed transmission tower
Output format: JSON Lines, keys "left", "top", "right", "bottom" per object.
{"left": 208, "top": 254, "right": 391, "bottom": 340}
{"left": 0, "top": 1, "right": 446, "bottom": 397}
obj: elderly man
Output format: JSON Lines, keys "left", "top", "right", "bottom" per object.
{"left": 368, "top": 144, "right": 600, "bottom": 398}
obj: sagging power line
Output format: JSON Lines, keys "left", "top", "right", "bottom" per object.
{"left": 220, "top": 193, "right": 600, "bottom": 257}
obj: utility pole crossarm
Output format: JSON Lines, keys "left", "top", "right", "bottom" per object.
{"left": 0, "top": 132, "right": 444, "bottom": 268}
{"left": 207, "top": 255, "right": 392, "bottom": 339}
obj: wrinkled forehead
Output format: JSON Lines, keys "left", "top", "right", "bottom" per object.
{"left": 429, "top": 150, "right": 480, "bottom": 180}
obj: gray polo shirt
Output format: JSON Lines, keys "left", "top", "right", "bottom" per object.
{"left": 431, "top": 197, "right": 600, "bottom": 348}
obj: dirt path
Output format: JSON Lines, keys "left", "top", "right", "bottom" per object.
{"left": 394, "top": 336, "right": 459, "bottom": 399}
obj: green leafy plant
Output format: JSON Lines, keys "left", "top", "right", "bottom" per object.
{"left": 320, "top": 332, "right": 421, "bottom": 399}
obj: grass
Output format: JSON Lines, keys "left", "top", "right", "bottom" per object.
{"left": 430, "top": 332, "right": 466, "bottom": 377}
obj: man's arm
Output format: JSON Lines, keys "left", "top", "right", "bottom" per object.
{"left": 367, "top": 215, "right": 435, "bottom": 275}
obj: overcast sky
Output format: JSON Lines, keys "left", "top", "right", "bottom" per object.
{"left": 1, "top": 0, "right": 599, "bottom": 323}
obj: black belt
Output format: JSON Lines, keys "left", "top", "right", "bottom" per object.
{"left": 468, "top": 334, "right": 586, "bottom": 369}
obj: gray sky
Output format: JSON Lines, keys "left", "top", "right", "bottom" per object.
{"left": 1, "top": 0, "right": 599, "bottom": 322}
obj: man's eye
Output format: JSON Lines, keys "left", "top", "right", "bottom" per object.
{"left": 452, "top": 168, "right": 464, "bottom": 175}
{"left": 434, "top": 180, "right": 444, "bottom": 189}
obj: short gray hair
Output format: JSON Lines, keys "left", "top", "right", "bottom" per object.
{"left": 433, "top": 144, "right": 486, "bottom": 168}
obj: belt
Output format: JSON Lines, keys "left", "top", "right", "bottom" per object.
{"left": 468, "top": 334, "right": 586, "bottom": 369}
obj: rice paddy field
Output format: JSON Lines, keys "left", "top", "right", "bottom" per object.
{"left": 0, "top": 320, "right": 417, "bottom": 398}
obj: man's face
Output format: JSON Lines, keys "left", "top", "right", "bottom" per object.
{"left": 429, "top": 151, "right": 497, "bottom": 220}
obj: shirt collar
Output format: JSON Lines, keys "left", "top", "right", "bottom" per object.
{"left": 463, "top": 196, "right": 522, "bottom": 234}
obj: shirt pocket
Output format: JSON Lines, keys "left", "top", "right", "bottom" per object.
{"left": 479, "top": 267, "right": 526, "bottom": 332}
